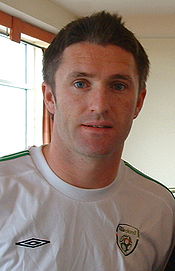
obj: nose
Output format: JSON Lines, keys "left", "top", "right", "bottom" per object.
{"left": 88, "top": 87, "right": 110, "bottom": 114}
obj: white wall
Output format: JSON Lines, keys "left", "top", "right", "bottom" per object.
{"left": 121, "top": 14, "right": 175, "bottom": 188}
{"left": 124, "top": 14, "right": 175, "bottom": 38}
{"left": 122, "top": 37, "right": 175, "bottom": 188}
{"left": 0, "top": 0, "right": 76, "bottom": 33}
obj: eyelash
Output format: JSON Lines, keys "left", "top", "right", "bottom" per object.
{"left": 74, "top": 80, "right": 89, "bottom": 89}
{"left": 73, "top": 80, "right": 128, "bottom": 91}
{"left": 111, "top": 82, "right": 128, "bottom": 91}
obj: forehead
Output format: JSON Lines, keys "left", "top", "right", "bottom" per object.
{"left": 57, "top": 42, "right": 138, "bottom": 77}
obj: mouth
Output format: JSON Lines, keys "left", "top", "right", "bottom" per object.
{"left": 83, "top": 124, "right": 112, "bottom": 128}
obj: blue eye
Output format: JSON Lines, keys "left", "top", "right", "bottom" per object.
{"left": 74, "top": 81, "right": 87, "bottom": 89}
{"left": 112, "top": 83, "right": 126, "bottom": 91}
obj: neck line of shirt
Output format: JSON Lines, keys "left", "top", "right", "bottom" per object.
{"left": 29, "top": 146, "right": 124, "bottom": 202}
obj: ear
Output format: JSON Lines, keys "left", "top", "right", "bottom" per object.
{"left": 42, "top": 82, "right": 56, "bottom": 114}
{"left": 134, "top": 88, "right": 146, "bottom": 119}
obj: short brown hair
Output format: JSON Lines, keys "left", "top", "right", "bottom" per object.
{"left": 43, "top": 11, "right": 149, "bottom": 91}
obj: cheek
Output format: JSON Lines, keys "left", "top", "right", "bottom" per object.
{"left": 55, "top": 103, "right": 68, "bottom": 125}
{"left": 59, "top": 94, "right": 85, "bottom": 121}
{"left": 117, "top": 96, "right": 137, "bottom": 118}
{"left": 54, "top": 98, "right": 78, "bottom": 132}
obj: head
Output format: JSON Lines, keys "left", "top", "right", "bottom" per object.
{"left": 42, "top": 11, "right": 148, "bottom": 162}
{"left": 43, "top": 11, "right": 149, "bottom": 93}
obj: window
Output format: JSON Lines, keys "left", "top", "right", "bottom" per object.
{"left": 0, "top": 31, "right": 44, "bottom": 155}
{"left": 0, "top": 10, "right": 55, "bottom": 156}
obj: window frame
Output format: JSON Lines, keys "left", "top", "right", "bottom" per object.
{"left": 0, "top": 10, "right": 55, "bottom": 153}
{"left": 0, "top": 10, "right": 55, "bottom": 44}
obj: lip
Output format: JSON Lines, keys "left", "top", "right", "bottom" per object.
{"left": 81, "top": 121, "right": 113, "bottom": 129}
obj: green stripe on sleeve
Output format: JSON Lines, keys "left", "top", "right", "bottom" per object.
{"left": 0, "top": 150, "right": 30, "bottom": 162}
{"left": 124, "top": 160, "right": 174, "bottom": 197}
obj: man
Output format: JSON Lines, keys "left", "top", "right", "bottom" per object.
{"left": 0, "top": 11, "right": 174, "bottom": 271}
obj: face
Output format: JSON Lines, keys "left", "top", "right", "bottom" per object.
{"left": 43, "top": 42, "right": 146, "bottom": 159}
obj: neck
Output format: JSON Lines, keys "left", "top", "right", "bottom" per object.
{"left": 42, "top": 142, "right": 123, "bottom": 189}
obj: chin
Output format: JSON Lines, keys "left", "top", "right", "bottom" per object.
{"left": 77, "top": 146, "right": 116, "bottom": 158}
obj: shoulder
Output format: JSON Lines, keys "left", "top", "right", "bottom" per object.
{"left": 0, "top": 150, "right": 30, "bottom": 162}
{"left": 0, "top": 147, "right": 45, "bottom": 202}
{"left": 123, "top": 160, "right": 175, "bottom": 206}
{"left": 0, "top": 149, "right": 33, "bottom": 178}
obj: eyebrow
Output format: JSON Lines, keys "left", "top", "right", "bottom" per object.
{"left": 68, "top": 72, "right": 95, "bottom": 80}
{"left": 109, "top": 74, "right": 133, "bottom": 82}
{"left": 68, "top": 71, "right": 133, "bottom": 82}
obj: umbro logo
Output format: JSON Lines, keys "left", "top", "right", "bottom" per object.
{"left": 16, "top": 238, "right": 50, "bottom": 248}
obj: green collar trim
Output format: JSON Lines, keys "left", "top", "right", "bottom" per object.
{"left": 124, "top": 160, "right": 174, "bottom": 198}
{"left": 0, "top": 150, "right": 30, "bottom": 162}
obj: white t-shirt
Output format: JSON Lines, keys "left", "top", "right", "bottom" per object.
{"left": 0, "top": 146, "right": 175, "bottom": 271}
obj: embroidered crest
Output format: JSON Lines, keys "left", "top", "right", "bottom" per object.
{"left": 116, "top": 224, "right": 139, "bottom": 256}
